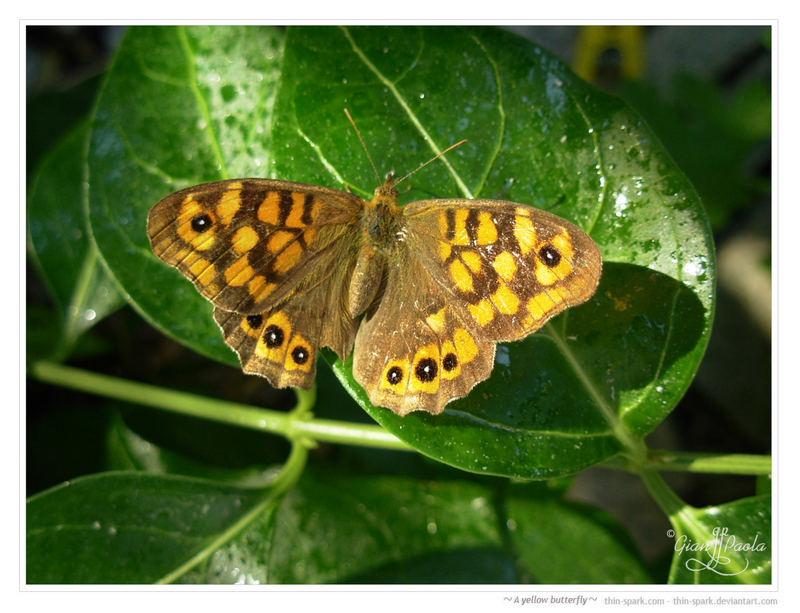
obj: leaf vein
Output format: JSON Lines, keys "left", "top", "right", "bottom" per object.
{"left": 340, "top": 26, "right": 473, "bottom": 199}
{"left": 442, "top": 408, "right": 613, "bottom": 439}
{"left": 176, "top": 26, "right": 228, "bottom": 179}
{"left": 469, "top": 33, "right": 505, "bottom": 199}
{"left": 565, "top": 89, "right": 606, "bottom": 235}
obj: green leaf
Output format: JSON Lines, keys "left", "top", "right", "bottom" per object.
{"left": 504, "top": 489, "right": 651, "bottom": 583}
{"left": 332, "top": 263, "right": 705, "bottom": 477}
{"left": 179, "top": 471, "right": 649, "bottom": 584}
{"left": 667, "top": 495, "right": 771, "bottom": 584}
{"left": 88, "top": 26, "right": 714, "bottom": 477}
{"left": 28, "top": 121, "right": 124, "bottom": 356}
{"left": 26, "top": 472, "right": 275, "bottom": 584}
{"left": 27, "top": 73, "right": 103, "bottom": 179}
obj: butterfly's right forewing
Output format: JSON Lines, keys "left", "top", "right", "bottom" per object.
{"left": 403, "top": 199, "right": 602, "bottom": 343}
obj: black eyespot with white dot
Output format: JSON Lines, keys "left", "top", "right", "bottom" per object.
{"left": 415, "top": 358, "right": 438, "bottom": 382}
{"left": 246, "top": 315, "right": 263, "bottom": 329}
{"left": 386, "top": 366, "right": 404, "bottom": 385}
{"left": 191, "top": 214, "right": 212, "bottom": 233}
{"left": 291, "top": 346, "right": 310, "bottom": 365}
{"left": 538, "top": 244, "right": 561, "bottom": 268}
{"left": 264, "top": 324, "right": 284, "bottom": 348}
{"left": 442, "top": 353, "right": 458, "bottom": 372}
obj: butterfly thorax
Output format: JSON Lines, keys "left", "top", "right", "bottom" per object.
{"left": 363, "top": 178, "right": 402, "bottom": 243}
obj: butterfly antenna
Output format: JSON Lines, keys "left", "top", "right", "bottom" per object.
{"left": 344, "top": 108, "right": 381, "bottom": 182}
{"left": 391, "top": 139, "right": 468, "bottom": 189}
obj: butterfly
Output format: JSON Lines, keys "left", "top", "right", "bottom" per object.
{"left": 147, "top": 169, "right": 602, "bottom": 416}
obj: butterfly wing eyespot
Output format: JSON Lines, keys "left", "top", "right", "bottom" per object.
{"left": 538, "top": 244, "right": 562, "bottom": 267}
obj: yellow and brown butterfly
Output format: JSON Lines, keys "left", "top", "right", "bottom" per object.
{"left": 147, "top": 171, "right": 602, "bottom": 416}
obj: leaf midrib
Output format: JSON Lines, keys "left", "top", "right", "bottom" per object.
{"left": 341, "top": 25, "right": 474, "bottom": 199}
{"left": 177, "top": 26, "right": 228, "bottom": 180}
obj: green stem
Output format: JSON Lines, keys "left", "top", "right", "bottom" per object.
{"left": 645, "top": 450, "right": 772, "bottom": 476}
{"left": 640, "top": 469, "right": 758, "bottom": 583}
{"left": 640, "top": 469, "right": 686, "bottom": 519}
{"left": 31, "top": 361, "right": 411, "bottom": 452}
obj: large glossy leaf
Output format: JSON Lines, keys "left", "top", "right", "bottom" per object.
{"left": 26, "top": 470, "right": 648, "bottom": 584}
{"left": 26, "top": 472, "right": 273, "bottom": 584}
{"left": 88, "top": 26, "right": 714, "bottom": 478}
{"left": 504, "top": 489, "right": 651, "bottom": 584}
{"left": 28, "top": 122, "right": 124, "bottom": 354}
{"left": 179, "top": 471, "right": 650, "bottom": 584}
{"left": 331, "top": 263, "right": 704, "bottom": 477}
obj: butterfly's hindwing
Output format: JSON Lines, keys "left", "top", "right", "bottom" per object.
{"left": 213, "top": 239, "right": 362, "bottom": 389}
{"left": 351, "top": 255, "right": 496, "bottom": 415}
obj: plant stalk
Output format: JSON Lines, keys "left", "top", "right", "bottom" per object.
{"left": 30, "top": 361, "right": 411, "bottom": 452}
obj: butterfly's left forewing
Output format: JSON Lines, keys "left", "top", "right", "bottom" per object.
{"left": 147, "top": 179, "right": 362, "bottom": 315}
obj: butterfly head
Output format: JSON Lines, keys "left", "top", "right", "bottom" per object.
{"left": 368, "top": 173, "right": 400, "bottom": 213}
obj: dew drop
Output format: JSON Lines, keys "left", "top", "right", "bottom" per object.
{"left": 614, "top": 192, "right": 629, "bottom": 217}
{"left": 470, "top": 497, "right": 487, "bottom": 510}
{"left": 496, "top": 345, "right": 511, "bottom": 367}
{"left": 683, "top": 257, "right": 707, "bottom": 278}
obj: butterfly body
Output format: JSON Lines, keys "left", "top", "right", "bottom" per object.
{"left": 346, "top": 181, "right": 401, "bottom": 318}
{"left": 148, "top": 175, "right": 601, "bottom": 416}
